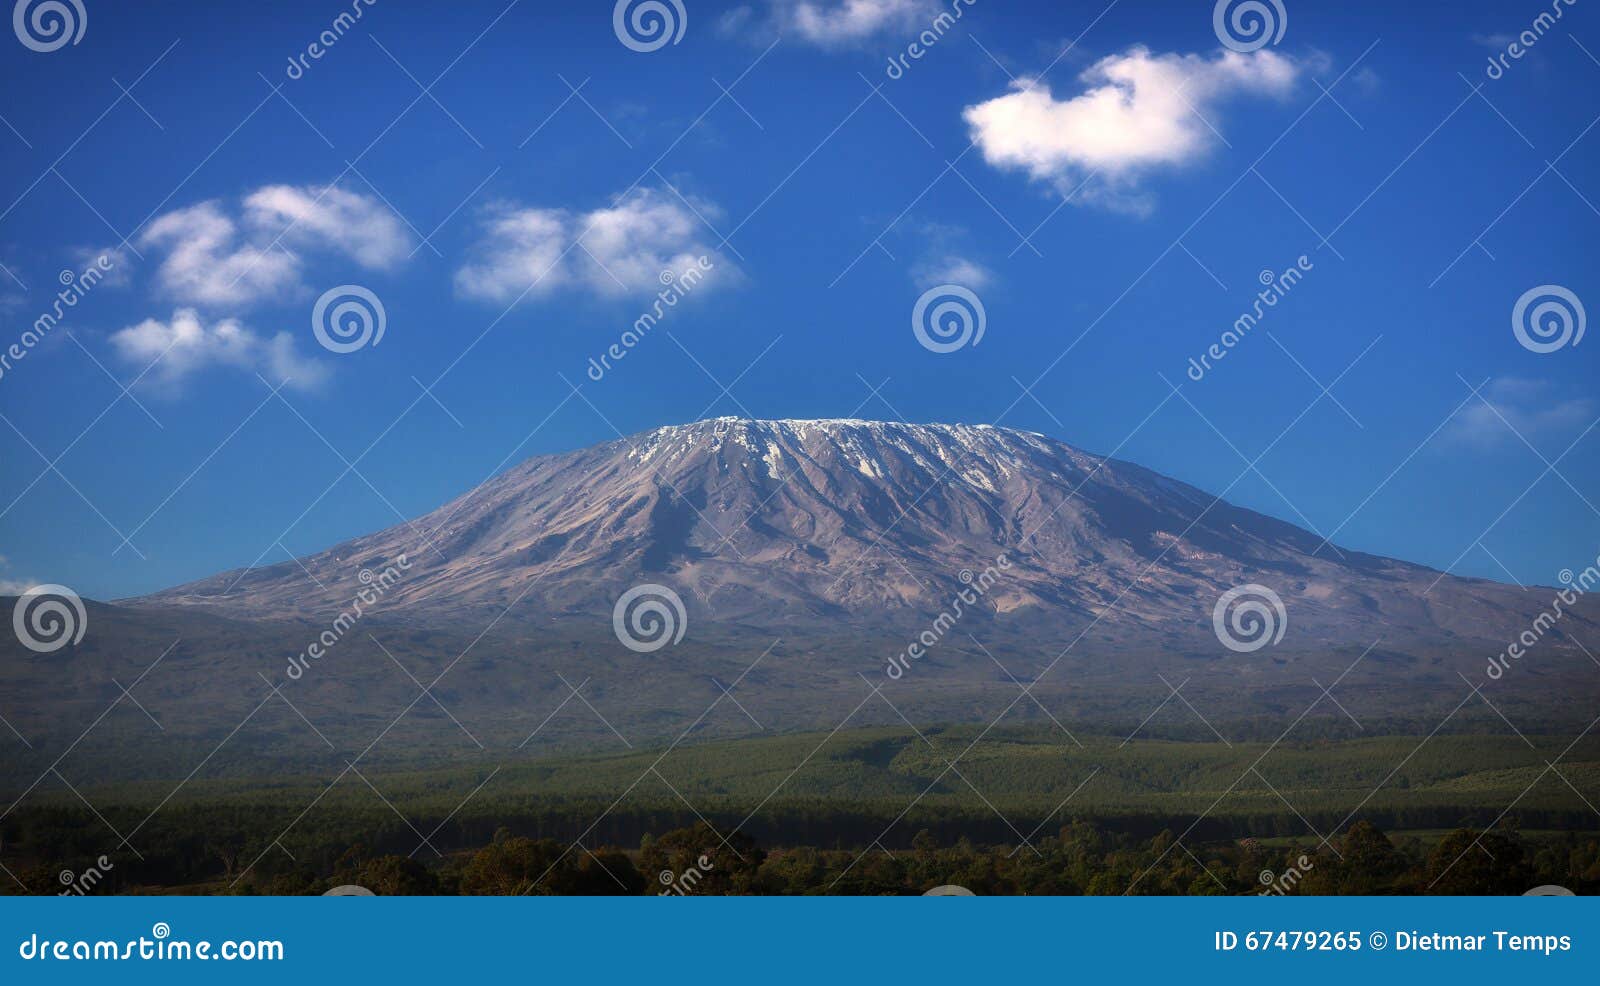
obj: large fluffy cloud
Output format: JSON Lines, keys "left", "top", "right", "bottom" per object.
{"left": 455, "top": 189, "right": 731, "bottom": 304}
{"left": 964, "top": 47, "right": 1302, "bottom": 213}
{"left": 110, "top": 308, "right": 329, "bottom": 396}
{"left": 139, "top": 185, "right": 409, "bottom": 307}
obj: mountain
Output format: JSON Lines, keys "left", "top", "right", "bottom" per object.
{"left": 133, "top": 417, "right": 1581, "bottom": 651}
{"left": 5, "top": 418, "right": 1595, "bottom": 785}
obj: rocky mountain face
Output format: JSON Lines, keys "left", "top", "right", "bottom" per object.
{"left": 132, "top": 417, "right": 1582, "bottom": 654}
{"left": 4, "top": 417, "right": 1593, "bottom": 782}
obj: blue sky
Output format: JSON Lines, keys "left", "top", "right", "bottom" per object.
{"left": 0, "top": 0, "right": 1596, "bottom": 600}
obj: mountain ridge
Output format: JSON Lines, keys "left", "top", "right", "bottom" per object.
{"left": 127, "top": 416, "right": 1578, "bottom": 660}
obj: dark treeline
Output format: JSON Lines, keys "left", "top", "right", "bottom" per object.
{"left": 5, "top": 803, "right": 1598, "bottom": 896}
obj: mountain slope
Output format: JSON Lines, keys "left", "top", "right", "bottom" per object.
{"left": 131, "top": 417, "right": 1588, "bottom": 654}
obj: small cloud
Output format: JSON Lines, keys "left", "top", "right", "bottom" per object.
{"left": 1351, "top": 65, "right": 1381, "bottom": 96}
{"left": 963, "top": 47, "right": 1303, "bottom": 214}
{"left": 913, "top": 254, "right": 991, "bottom": 289}
{"left": 139, "top": 184, "right": 408, "bottom": 308}
{"left": 455, "top": 188, "right": 734, "bottom": 305}
{"left": 1472, "top": 33, "right": 1515, "bottom": 49}
{"left": 1443, "top": 378, "right": 1595, "bottom": 449}
{"left": 0, "top": 556, "right": 37, "bottom": 596}
{"left": 109, "top": 308, "right": 329, "bottom": 397}
{"left": 69, "top": 247, "right": 133, "bottom": 287}
{"left": 722, "top": 0, "right": 936, "bottom": 47}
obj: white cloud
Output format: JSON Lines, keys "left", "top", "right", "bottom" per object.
{"left": 139, "top": 185, "right": 408, "bottom": 307}
{"left": 0, "top": 555, "right": 34, "bottom": 596}
{"left": 110, "top": 308, "right": 329, "bottom": 396}
{"left": 790, "top": 0, "right": 934, "bottom": 45}
{"left": 243, "top": 185, "right": 410, "bottom": 270}
{"left": 913, "top": 254, "right": 991, "bottom": 289}
{"left": 1444, "top": 378, "right": 1595, "bottom": 449}
{"left": 456, "top": 189, "right": 731, "bottom": 304}
{"left": 964, "top": 47, "right": 1302, "bottom": 213}
{"left": 720, "top": 0, "right": 935, "bottom": 47}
